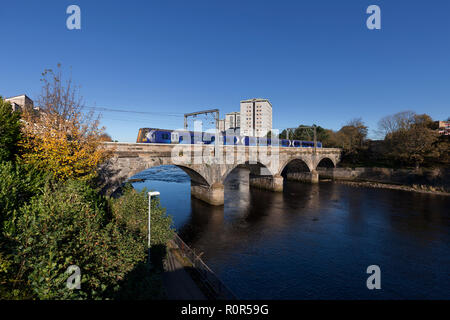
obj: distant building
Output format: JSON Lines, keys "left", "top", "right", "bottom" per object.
{"left": 225, "top": 111, "right": 240, "bottom": 135}
{"left": 217, "top": 119, "right": 225, "bottom": 132}
{"left": 5, "top": 94, "right": 35, "bottom": 112}
{"left": 240, "top": 98, "right": 272, "bottom": 137}
{"left": 437, "top": 121, "right": 450, "bottom": 135}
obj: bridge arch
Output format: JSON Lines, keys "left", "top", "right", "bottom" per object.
{"left": 279, "top": 157, "right": 313, "bottom": 176}
{"left": 316, "top": 156, "right": 336, "bottom": 169}
{"left": 221, "top": 160, "right": 275, "bottom": 183}
{"left": 100, "top": 157, "right": 212, "bottom": 196}
{"left": 126, "top": 162, "right": 210, "bottom": 187}
{"left": 176, "top": 165, "right": 210, "bottom": 186}
{"left": 279, "top": 157, "right": 318, "bottom": 183}
{"left": 221, "top": 160, "right": 283, "bottom": 193}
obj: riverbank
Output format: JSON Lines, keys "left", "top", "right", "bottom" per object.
{"left": 162, "top": 234, "right": 236, "bottom": 300}
{"left": 318, "top": 167, "right": 449, "bottom": 195}
{"left": 321, "top": 179, "right": 450, "bottom": 196}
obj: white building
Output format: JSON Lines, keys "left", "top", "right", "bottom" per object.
{"left": 225, "top": 111, "right": 240, "bottom": 134}
{"left": 217, "top": 119, "right": 225, "bottom": 132}
{"left": 437, "top": 121, "right": 450, "bottom": 135}
{"left": 240, "top": 98, "right": 272, "bottom": 137}
{"left": 5, "top": 94, "right": 34, "bottom": 112}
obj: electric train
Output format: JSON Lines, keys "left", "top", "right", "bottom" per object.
{"left": 136, "top": 128, "right": 322, "bottom": 148}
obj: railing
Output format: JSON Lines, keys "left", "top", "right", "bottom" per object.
{"left": 172, "top": 233, "right": 237, "bottom": 300}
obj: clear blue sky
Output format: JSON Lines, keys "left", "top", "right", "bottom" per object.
{"left": 1, "top": 0, "right": 449, "bottom": 141}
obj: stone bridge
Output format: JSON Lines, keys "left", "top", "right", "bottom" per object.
{"left": 99, "top": 142, "right": 342, "bottom": 205}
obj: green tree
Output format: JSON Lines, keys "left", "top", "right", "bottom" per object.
{"left": 280, "top": 125, "right": 329, "bottom": 143}
{"left": 0, "top": 96, "right": 22, "bottom": 162}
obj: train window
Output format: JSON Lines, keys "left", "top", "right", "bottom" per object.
{"left": 162, "top": 133, "right": 169, "bottom": 140}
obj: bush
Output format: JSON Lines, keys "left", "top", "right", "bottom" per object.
{"left": 0, "top": 161, "right": 50, "bottom": 237}
{"left": 108, "top": 185, "right": 174, "bottom": 299}
{"left": 1, "top": 180, "right": 174, "bottom": 300}
{"left": 8, "top": 181, "right": 143, "bottom": 299}
{"left": 110, "top": 185, "right": 174, "bottom": 249}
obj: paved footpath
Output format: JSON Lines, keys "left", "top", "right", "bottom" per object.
{"left": 162, "top": 249, "right": 206, "bottom": 300}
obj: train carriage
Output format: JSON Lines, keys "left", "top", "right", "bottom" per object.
{"left": 137, "top": 128, "right": 322, "bottom": 148}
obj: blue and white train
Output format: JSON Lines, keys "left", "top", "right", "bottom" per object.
{"left": 137, "top": 128, "right": 322, "bottom": 148}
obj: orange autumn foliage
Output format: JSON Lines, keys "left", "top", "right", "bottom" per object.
{"left": 19, "top": 66, "right": 112, "bottom": 181}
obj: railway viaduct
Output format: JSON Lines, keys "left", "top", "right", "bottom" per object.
{"left": 99, "top": 142, "right": 342, "bottom": 206}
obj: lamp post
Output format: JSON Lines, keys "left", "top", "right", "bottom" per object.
{"left": 148, "top": 191, "right": 160, "bottom": 267}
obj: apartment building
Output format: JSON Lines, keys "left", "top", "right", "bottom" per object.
{"left": 240, "top": 98, "right": 272, "bottom": 137}
{"left": 217, "top": 119, "right": 225, "bottom": 132}
{"left": 225, "top": 111, "right": 240, "bottom": 135}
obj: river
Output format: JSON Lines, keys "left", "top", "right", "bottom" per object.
{"left": 132, "top": 165, "right": 450, "bottom": 299}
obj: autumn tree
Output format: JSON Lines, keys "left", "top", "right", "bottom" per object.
{"left": 376, "top": 111, "right": 415, "bottom": 138}
{"left": 99, "top": 132, "right": 113, "bottom": 142}
{"left": 336, "top": 118, "right": 368, "bottom": 151}
{"left": 20, "top": 66, "right": 110, "bottom": 181}
{"left": 384, "top": 114, "right": 440, "bottom": 168}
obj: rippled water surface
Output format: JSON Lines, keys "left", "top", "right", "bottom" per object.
{"left": 132, "top": 165, "right": 450, "bottom": 299}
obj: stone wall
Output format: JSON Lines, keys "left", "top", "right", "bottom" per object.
{"left": 249, "top": 174, "right": 283, "bottom": 192}
{"left": 100, "top": 142, "right": 342, "bottom": 205}
{"left": 286, "top": 172, "right": 319, "bottom": 183}
{"left": 190, "top": 183, "right": 224, "bottom": 206}
{"left": 317, "top": 167, "right": 450, "bottom": 191}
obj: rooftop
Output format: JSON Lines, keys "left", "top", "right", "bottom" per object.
{"left": 5, "top": 94, "right": 32, "bottom": 100}
{"left": 240, "top": 98, "right": 272, "bottom": 108}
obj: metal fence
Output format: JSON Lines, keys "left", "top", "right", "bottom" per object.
{"left": 172, "top": 233, "right": 237, "bottom": 300}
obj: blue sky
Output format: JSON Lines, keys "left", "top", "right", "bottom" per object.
{"left": 1, "top": 0, "right": 449, "bottom": 141}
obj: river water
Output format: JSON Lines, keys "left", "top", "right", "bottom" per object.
{"left": 132, "top": 165, "right": 450, "bottom": 299}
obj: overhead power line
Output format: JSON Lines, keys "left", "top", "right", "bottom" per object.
{"left": 85, "top": 106, "right": 184, "bottom": 117}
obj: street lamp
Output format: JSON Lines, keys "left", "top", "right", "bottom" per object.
{"left": 148, "top": 191, "right": 160, "bottom": 267}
